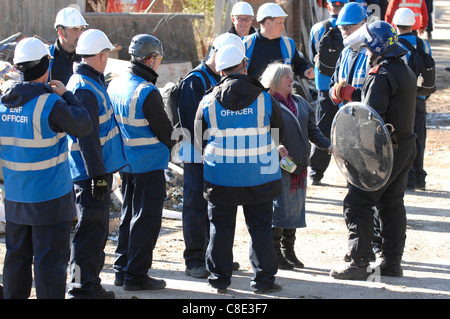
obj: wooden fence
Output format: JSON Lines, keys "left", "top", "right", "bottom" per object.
{"left": 0, "top": 0, "right": 203, "bottom": 63}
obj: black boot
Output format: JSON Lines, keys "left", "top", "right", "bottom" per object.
{"left": 330, "top": 258, "right": 373, "bottom": 281}
{"left": 281, "top": 228, "right": 304, "bottom": 268}
{"left": 379, "top": 255, "right": 403, "bottom": 277}
{"left": 272, "top": 228, "right": 293, "bottom": 269}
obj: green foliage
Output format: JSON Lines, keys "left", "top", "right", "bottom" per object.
{"left": 182, "top": 0, "right": 216, "bottom": 58}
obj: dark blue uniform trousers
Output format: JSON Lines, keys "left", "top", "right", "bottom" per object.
{"left": 182, "top": 163, "right": 209, "bottom": 269}
{"left": 344, "top": 138, "right": 416, "bottom": 263}
{"left": 68, "top": 173, "right": 113, "bottom": 298}
{"left": 206, "top": 200, "right": 277, "bottom": 291}
{"left": 3, "top": 220, "right": 72, "bottom": 299}
{"left": 114, "top": 170, "right": 165, "bottom": 284}
{"left": 309, "top": 90, "right": 338, "bottom": 181}
{"left": 408, "top": 97, "right": 427, "bottom": 187}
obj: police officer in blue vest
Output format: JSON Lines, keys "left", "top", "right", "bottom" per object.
{"left": 108, "top": 34, "right": 173, "bottom": 291}
{"left": 178, "top": 33, "right": 241, "bottom": 279}
{"left": 0, "top": 37, "right": 92, "bottom": 298}
{"left": 49, "top": 7, "right": 88, "bottom": 85}
{"left": 243, "top": 2, "right": 314, "bottom": 80}
{"left": 329, "top": 2, "right": 369, "bottom": 107}
{"left": 308, "top": 0, "right": 348, "bottom": 186}
{"left": 311, "top": 2, "right": 368, "bottom": 185}
{"left": 194, "top": 45, "right": 288, "bottom": 294}
{"left": 66, "top": 29, "right": 128, "bottom": 299}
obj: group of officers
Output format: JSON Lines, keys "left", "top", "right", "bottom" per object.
{"left": 0, "top": 0, "right": 430, "bottom": 298}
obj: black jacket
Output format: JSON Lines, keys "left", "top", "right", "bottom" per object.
{"left": 362, "top": 56, "right": 416, "bottom": 137}
{"left": 50, "top": 40, "right": 81, "bottom": 85}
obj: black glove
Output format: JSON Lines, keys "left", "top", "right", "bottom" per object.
{"left": 92, "top": 175, "right": 110, "bottom": 201}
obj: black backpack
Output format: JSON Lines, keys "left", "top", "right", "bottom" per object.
{"left": 162, "top": 69, "right": 211, "bottom": 129}
{"left": 316, "top": 20, "right": 344, "bottom": 77}
{"left": 398, "top": 37, "right": 436, "bottom": 97}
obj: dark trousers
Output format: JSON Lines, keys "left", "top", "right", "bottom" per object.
{"left": 309, "top": 90, "right": 338, "bottom": 181}
{"left": 3, "top": 220, "right": 72, "bottom": 299}
{"left": 344, "top": 138, "right": 416, "bottom": 263}
{"left": 114, "top": 170, "right": 165, "bottom": 284}
{"left": 408, "top": 97, "right": 427, "bottom": 187}
{"left": 68, "top": 174, "right": 112, "bottom": 298}
{"left": 206, "top": 201, "right": 277, "bottom": 291}
{"left": 182, "top": 163, "right": 209, "bottom": 269}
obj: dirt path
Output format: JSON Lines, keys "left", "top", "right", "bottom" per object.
{"left": 96, "top": 2, "right": 450, "bottom": 300}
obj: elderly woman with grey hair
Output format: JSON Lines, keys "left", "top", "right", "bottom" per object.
{"left": 260, "top": 62, "right": 331, "bottom": 269}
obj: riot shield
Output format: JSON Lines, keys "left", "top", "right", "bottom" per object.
{"left": 331, "top": 102, "right": 394, "bottom": 191}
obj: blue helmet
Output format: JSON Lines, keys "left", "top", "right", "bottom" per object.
{"left": 361, "top": 21, "right": 406, "bottom": 57}
{"left": 327, "top": 0, "right": 349, "bottom": 4}
{"left": 336, "top": 2, "right": 367, "bottom": 25}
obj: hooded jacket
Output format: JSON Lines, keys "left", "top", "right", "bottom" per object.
{"left": 195, "top": 74, "right": 285, "bottom": 205}
{"left": 0, "top": 82, "right": 92, "bottom": 225}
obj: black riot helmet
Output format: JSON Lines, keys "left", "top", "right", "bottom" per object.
{"left": 129, "top": 34, "right": 164, "bottom": 61}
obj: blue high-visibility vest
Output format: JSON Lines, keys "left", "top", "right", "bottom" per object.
{"left": 337, "top": 46, "right": 369, "bottom": 89}
{"left": 201, "top": 91, "right": 281, "bottom": 187}
{"left": 108, "top": 72, "right": 169, "bottom": 173}
{"left": 243, "top": 34, "right": 296, "bottom": 66}
{"left": 178, "top": 64, "right": 218, "bottom": 163}
{"left": 0, "top": 93, "right": 73, "bottom": 203}
{"left": 66, "top": 73, "right": 127, "bottom": 180}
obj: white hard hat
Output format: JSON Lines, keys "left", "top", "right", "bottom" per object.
{"left": 215, "top": 44, "right": 246, "bottom": 72}
{"left": 212, "top": 33, "right": 245, "bottom": 53}
{"left": 231, "top": 2, "right": 254, "bottom": 16}
{"left": 393, "top": 8, "right": 415, "bottom": 26}
{"left": 76, "top": 29, "right": 115, "bottom": 55}
{"left": 13, "top": 37, "right": 51, "bottom": 65}
{"left": 54, "top": 7, "right": 88, "bottom": 28}
{"left": 256, "top": 3, "right": 287, "bottom": 23}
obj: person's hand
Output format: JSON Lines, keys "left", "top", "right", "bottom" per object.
{"left": 331, "top": 80, "right": 355, "bottom": 103}
{"left": 304, "top": 68, "right": 315, "bottom": 79}
{"left": 49, "top": 80, "right": 68, "bottom": 97}
{"left": 92, "top": 175, "right": 110, "bottom": 201}
{"left": 328, "top": 145, "right": 333, "bottom": 155}
{"left": 277, "top": 144, "right": 289, "bottom": 159}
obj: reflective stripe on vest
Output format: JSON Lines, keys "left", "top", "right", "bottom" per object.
{"left": 68, "top": 75, "right": 117, "bottom": 151}
{"left": 114, "top": 81, "right": 160, "bottom": 147}
{"left": 0, "top": 93, "right": 72, "bottom": 203}
{"left": 67, "top": 73, "right": 127, "bottom": 180}
{"left": 202, "top": 92, "right": 281, "bottom": 187}
{"left": 244, "top": 35, "right": 295, "bottom": 65}
{"left": 338, "top": 47, "right": 369, "bottom": 88}
{"left": 179, "top": 65, "right": 219, "bottom": 163}
{"left": 108, "top": 72, "right": 169, "bottom": 173}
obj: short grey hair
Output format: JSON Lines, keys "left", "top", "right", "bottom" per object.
{"left": 259, "top": 62, "right": 293, "bottom": 91}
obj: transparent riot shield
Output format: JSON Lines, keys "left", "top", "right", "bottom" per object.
{"left": 331, "top": 102, "right": 394, "bottom": 191}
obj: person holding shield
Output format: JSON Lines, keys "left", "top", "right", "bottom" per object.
{"left": 330, "top": 21, "right": 417, "bottom": 280}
